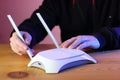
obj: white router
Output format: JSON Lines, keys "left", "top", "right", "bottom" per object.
{"left": 28, "top": 13, "right": 97, "bottom": 73}
{"left": 7, "top": 13, "right": 97, "bottom": 74}
{"left": 28, "top": 48, "right": 97, "bottom": 73}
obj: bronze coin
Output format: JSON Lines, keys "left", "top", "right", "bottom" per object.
{"left": 7, "top": 71, "right": 29, "bottom": 79}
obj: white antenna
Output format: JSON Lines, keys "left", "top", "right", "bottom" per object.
{"left": 7, "top": 15, "right": 33, "bottom": 59}
{"left": 36, "top": 13, "right": 60, "bottom": 48}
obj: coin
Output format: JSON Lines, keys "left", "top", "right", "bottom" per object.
{"left": 7, "top": 71, "right": 29, "bottom": 79}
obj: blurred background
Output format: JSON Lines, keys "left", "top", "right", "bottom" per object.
{"left": 0, "top": 0, "right": 61, "bottom": 44}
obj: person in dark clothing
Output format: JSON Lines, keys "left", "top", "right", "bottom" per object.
{"left": 10, "top": 0, "right": 120, "bottom": 55}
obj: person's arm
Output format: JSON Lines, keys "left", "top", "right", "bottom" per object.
{"left": 18, "top": 0, "right": 60, "bottom": 48}
{"left": 60, "top": 26, "right": 120, "bottom": 51}
{"left": 94, "top": 27, "right": 120, "bottom": 50}
{"left": 10, "top": 0, "right": 60, "bottom": 55}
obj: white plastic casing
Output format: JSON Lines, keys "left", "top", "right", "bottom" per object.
{"left": 28, "top": 48, "right": 97, "bottom": 73}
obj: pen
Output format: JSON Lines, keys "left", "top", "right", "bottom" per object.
{"left": 7, "top": 15, "right": 33, "bottom": 60}
{"left": 36, "top": 13, "right": 60, "bottom": 48}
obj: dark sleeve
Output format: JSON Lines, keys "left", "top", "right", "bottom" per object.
{"left": 94, "top": 27, "right": 120, "bottom": 50}
{"left": 17, "top": 0, "right": 60, "bottom": 48}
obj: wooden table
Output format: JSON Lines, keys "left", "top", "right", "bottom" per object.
{"left": 0, "top": 44, "right": 120, "bottom": 80}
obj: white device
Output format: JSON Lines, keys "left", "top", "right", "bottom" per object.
{"left": 28, "top": 13, "right": 97, "bottom": 73}
{"left": 28, "top": 48, "right": 97, "bottom": 73}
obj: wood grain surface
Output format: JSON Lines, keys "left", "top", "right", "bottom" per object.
{"left": 0, "top": 44, "right": 120, "bottom": 80}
